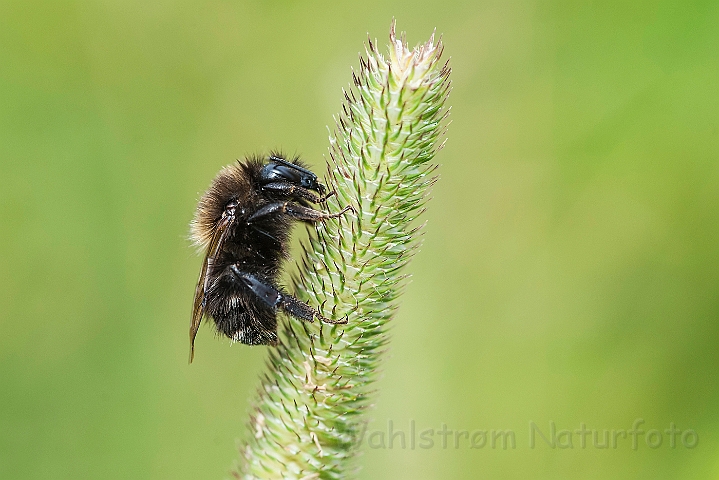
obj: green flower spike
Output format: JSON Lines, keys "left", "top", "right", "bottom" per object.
{"left": 236, "top": 20, "right": 451, "bottom": 479}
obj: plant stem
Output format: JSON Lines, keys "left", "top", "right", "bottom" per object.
{"left": 236, "top": 20, "right": 451, "bottom": 479}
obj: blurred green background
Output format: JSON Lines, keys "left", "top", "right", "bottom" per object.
{"left": 2, "top": 0, "right": 718, "bottom": 478}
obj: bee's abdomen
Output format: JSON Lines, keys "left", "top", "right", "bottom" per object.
{"left": 204, "top": 270, "right": 278, "bottom": 345}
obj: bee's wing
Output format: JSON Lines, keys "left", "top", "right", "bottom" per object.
{"left": 189, "top": 214, "right": 233, "bottom": 363}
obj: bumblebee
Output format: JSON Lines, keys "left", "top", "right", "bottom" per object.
{"left": 189, "top": 153, "right": 351, "bottom": 362}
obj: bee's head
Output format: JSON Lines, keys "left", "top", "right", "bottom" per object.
{"left": 260, "top": 157, "right": 326, "bottom": 194}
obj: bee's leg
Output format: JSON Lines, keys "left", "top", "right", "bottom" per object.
{"left": 280, "top": 291, "right": 348, "bottom": 324}
{"left": 279, "top": 294, "right": 317, "bottom": 323}
{"left": 229, "top": 267, "right": 282, "bottom": 309}
{"left": 248, "top": 201, "right": 353, "bottom": 223}
{"left": 285, "top": 203, "right": 353, "bottom": 222}
{"left": 283, "top": 295, "right": 348, "bottom": 325}
{"left": 319, "top": 190, "right": 337, "bottom": 202}
{"left": 229, "top": 267, "right": 347, "bottom": 325}
{"left": 247, "top": 202, "right": 287, "bottom": 223}
{"left": 261, "top": 182, "right": 335, "bottom": 203}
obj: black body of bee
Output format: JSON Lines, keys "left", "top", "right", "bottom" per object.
{"left": 189, "top": 153, "right": 350, "bottom": 362}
